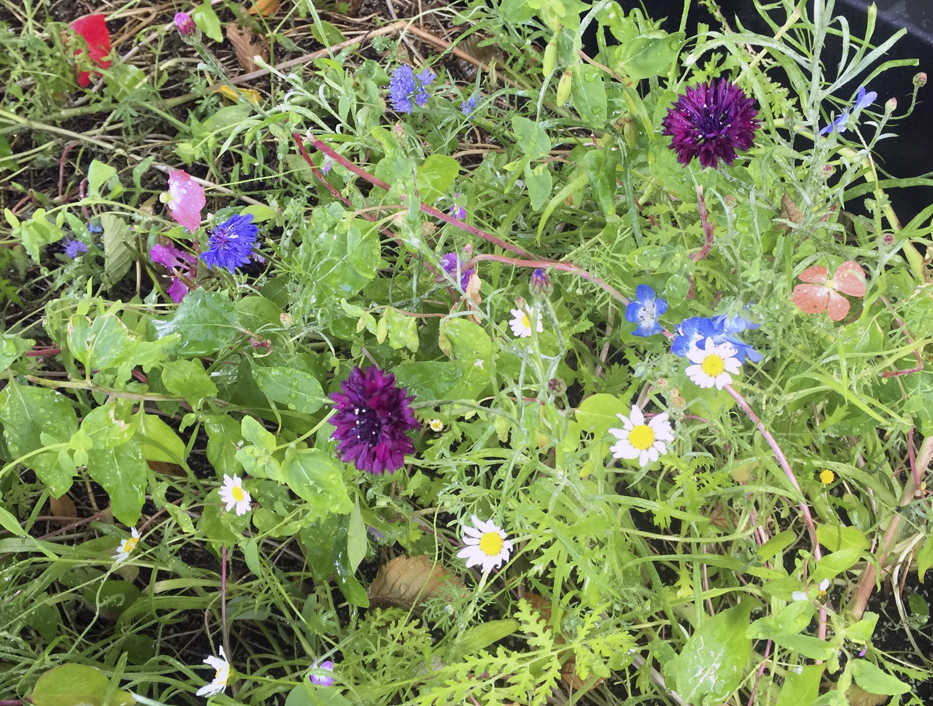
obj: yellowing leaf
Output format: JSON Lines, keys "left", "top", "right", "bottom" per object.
{"left": 213, "top": 84, "right": 261, "bottom": 105}
{"left": 368, "top": 555, "right": 465, "bottom": 609}
{"left": 247, "top": 0, "right": 280, "bottom": 15}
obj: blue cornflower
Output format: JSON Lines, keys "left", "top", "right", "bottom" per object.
{"left": 439, "top": 252, "right": 473, "bottom": 291}
{"left": 461, "top": 94, "right": 478, "bottom": 116}
{"left": 201, "top": 214, "right": 258, "bottom": 273}
{"left": 64, "top": 239, "right": 88, "bottom": 259}
{"left": 626, "top": 285, "right": 667, "bottom": 336}
{"left": 389, "top": 65, "right": 436, "bottom": 113}
{"left": 87, "top": 221, "right": 103, "bottom": 233}
{"left": 671, "top": 314, "right": 762, "bottom": 363}
{"left": 820, "top": 85, "right": 877, "bottom": 135}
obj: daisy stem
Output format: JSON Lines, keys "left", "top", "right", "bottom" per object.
{"left": 221, "top": 544, "right": 231, "bottom": 660}
{"left": 724, "top": 384, "right": 821, "bottom": 563}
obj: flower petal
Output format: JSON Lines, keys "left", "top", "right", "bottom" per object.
{"left": 832, "top": 260, "right": 866, "bottom": 298}
{"left": 792, "top": 284, "right": 830, "bottom": 314}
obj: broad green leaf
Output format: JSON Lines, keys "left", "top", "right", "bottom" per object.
{"left": 512, "top": 116, "right": 551, "bottom": 161}
{"left": 524, "top": 163, "right": 553, "bottom": 211}
{"left": 137, "top": 413, "right": 186, "bottom": 464}
{"left": 667, "top": 602, "right": 754, "bottom": 704}
{"left": 438, "top": 317, "right": 492, "bottom": 363}
{"left": 285, "top": 683, "right": 353, "bottom": 706}
{"left": 17, "top": 208, "right": 62, "bottom": 262}
{"left": 87, "top": 441, "right": 148, "bottom": 526}
{"left": 575, "top": 393, "right": 628, "bottom": 437}
{"left": 0, "top": 382, "right": 77, "bottom": 497}
{"left": 416, "top": 154, "right": 459, "bottom": 203}
{"left": 254, "top": 365, "right": 325, "bottom": 414}
{"left": 0, "top": 333, "right": 34, "bottom": 373}
{"left": 241, "top": 204, "right": 278, "bottom": 223}
{"left": 31, "top": 663, "right": 134, "bottom": 706}
{"left": 347, "top": 501, "right": 367, "bottom": 572}
{"left": 850, "top": 660, "right": 910, "bottom": 695}
{"left": 70, "top": 312, "right": 174, "bottom": 383}
{"left": 454, "top": 619, "right": 520, "bottom": 657}
{"left": 283, "top": 449, "right": 352, "bottom": 516}
{"left": 241, "top": 415, "right": 276, "bottom": 451}
{"left": 846, "top": 612, "right": 878, "bottom": 643}
{"left": 152, "top": 289, "right": 239, "bottom": 356}
{"left": 571, "top": 63, "right": 607, "bottom": 126}
{"left": 310, "top": 20, "right": 346, "bottom": 46}
{"left": 242, "top": 538, "right": 261, "bottom": 575}
{"left": 87, "top": 159, "right": 119, "bottom": 199}
{"left": 205, "top": 414, "right": 242, "bottom": 476}
{"left": 192, "top": 1, "right": 223, "bottom": 42}
{"left": 583, "top": 147, "right": 619, "bottom": 219}
{"left": 776, "top": 664, "right": 823, "bottom": 706}
{"left": 918, "top": 534, "right": 933, "bottom": 582}
{"left": 381, "top": 307, "right": 419, "bottom": 352}
{"left": 80, "top": 403, "right": 136, "bottom": 449}
{"left": 817, "top": 523, "right": 870, "bottom": 552}
{"left": 747, "top": 601, "right": 814, "bottom": 639}
{"left": 394, "top": 360, "right": 483, "bottom": 401}
{"left": 161, "top": 358, "right": 218, "bottom": 406}
{"left": 101, "top": 213, "right": 134, "bottom": 288}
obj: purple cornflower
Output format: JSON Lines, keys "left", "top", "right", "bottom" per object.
{"left": 174, "top": 11, "right": 196, "bottom": 37}
{"left": 625, "top": 284, "right": 667, "bottom": 336}
{"left": 440, "top": 252, "right": 473, "bottom": 291}
{"left": 461, "top": 94, "right": 478, "bottom": 116}
{"left": 309, "top": 659, "right": 335, "bottom": 687}
{"left": 200, "top": 214, "right": 258, "bottom": 273}
{"left": 388, "top": 64, "right": 435, "bottom": 113}
{"left": 329, "top": 366, "right": 419, "bottom": 475}
{"left": 150, "top": 242, "right": 197, "bottom": 303}
{"left": 64, "top": 239, "right": 88, "bottom": 259}
{"left": 661, "top": 78, "right": 760, "bottom": 168}
{"left": 819, "top": 85, "right": 877, "bottom": 135}
{"left": 529, "top": 268, "right": 551, "bottom": 298}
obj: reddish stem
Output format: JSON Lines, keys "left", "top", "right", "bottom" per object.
{"left": 690, "top": 185, "right": 714, "bottom": 261}
{"left": 25, "top": 346, "right": 62, "bottom": 357}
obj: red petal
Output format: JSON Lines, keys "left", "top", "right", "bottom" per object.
{"left": 798, "top": 265, "right": 828, "bottom": 284}
{"left": 792, "top": 284, "right": 829, "bottom": 314}
{"left": 832, "top": 260, "right": 866, "bottom": 298}
{"left": 826, "top": 292, "right": 851, "bottom": 321}
{"left": 71, "top": 14, "right": 111, "bottom": 86}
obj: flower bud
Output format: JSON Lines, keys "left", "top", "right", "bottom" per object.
{"left": 548, "top": 377, "right": 566, "bottom": 396}
{"left": 174, "top": 11, "right": 197, "bottom": 37}
{"left": 529, "top": 268, "right": 552, "bottom": 298}
{"left": 914, "top": 72, "right": 927, "bottom": 88}
{"left": 885, "top": 96, "right": 897, "bottom": 114}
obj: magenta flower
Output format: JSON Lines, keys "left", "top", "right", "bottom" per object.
{"left": 165, "top": 169, "right": 205, "bottom": 232}
{"left": 174, "top": 12, "right": 197, "bottom": 37}
{"left": 661, "top": 78, "right": 760, "bottom": 168}
{"left": 150, "top": 242, "right": 197, "bottom": 303}
{"left": 329, "top": 366, "right": 419, "bottom": 475}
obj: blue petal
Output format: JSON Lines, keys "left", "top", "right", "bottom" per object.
{"left": 635, "top": 284, "right": 655, "bottom": 303}
{"left": 625, "top": 301, "right": 643, "bottom": 325}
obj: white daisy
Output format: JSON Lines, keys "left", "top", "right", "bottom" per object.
{"left": 509, "top": 307, "right": 543, "bottom": 338}
{"left": 685, "top": 337, "right": 742, "bottom": 389}
{"left": 113, "top": 527, "right": 141, "bottom": 562}
{"left": 457, "top": 515, "right": 514, "bottom": 573}
{"left": 218, "top": 474, "right": 251, "bottom": 515}
{"left": 195, "top": 647, "right": 230, "bottom": 697}
{"left": 608, "top": 405, "right": 674, "bottom": 468}
{"left": 428, "top": 418, "right": 444, "bottom": 432}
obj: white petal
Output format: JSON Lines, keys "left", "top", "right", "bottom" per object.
{"left": 609, "top": 438, "right": 639, "bottom": 460}
{"left": 629, "top": 405, "right": 644, "bottom": 426}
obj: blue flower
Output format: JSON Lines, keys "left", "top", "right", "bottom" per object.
{"left": 201, "top": 214, "right": 258, "bottom": 273}
{"left": 820, "top": 85, "right": 877, "bottom": 135}
{"left": 389, "top": 65, "right": 436, "bottom": 113}
{"left": 440, "top": 252, "right": 473, "bottom": 291}
{"left": 671, "top": 314, "right": 762, "bottom": 363}
{"left": 461, "top": 94, "right": 478, "bottom": 116}
{"left": 64, "top": 239, "right": 88, "bottom": 259}
{"left": 626, "top": 285, "right": 667, "bottom": 336}
{"left": 87, "top": 221, "right": 103, "bottom": 233}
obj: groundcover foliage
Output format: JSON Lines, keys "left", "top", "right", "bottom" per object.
{"left": 0, "top": 0, "right": 931, "bottom": 703}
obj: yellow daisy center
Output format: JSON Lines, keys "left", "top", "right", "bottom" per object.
{"left": 429, "top": 419, "right": 443, "bottom": 432}
{"left": 521, "top": 313, "right": 531, "bottom": 329}
{"left": 819, "top": 469, "right": 835, "bottom": 485}
{"left": 701, "top": 354, "right": 726, "bottom": 377}
{"left": 215, "top": 668, "right": 224, "bottom": 681}
{"left": 479, "top": 531, "right": 504, "bottom": 557}
{"left": 123, "top": 537, "right": 138, "bottom": 553}
{"left": 628, "top": 424, "right": 656, "bottom": 451}
{"left": 231, "top": 485, "right": 245, "bottom": 502}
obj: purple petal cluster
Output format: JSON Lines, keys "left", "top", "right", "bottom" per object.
{"left": 200, "top": 214, "right": 258, "bottom": 273}
{"left": 389, "top": 65, "right": 436, "bottom": 114}
{"left": 150, "top": 242, "right": 198, "bottom": 302}
{"left": 64, "top": 239, "right": 88, "bottom": 259}
{"left": 461, "top": 94, "right": 478, "bottom": 116}
{"left": 661, "top": 78, "right": 760, "bottom": 168}
{"left": 329, "top": 366, "right": 419, "bottom": 475}
{"left": 440, "top": 252, "right": 473, "bottom": 292}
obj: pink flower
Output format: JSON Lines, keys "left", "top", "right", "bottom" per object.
{"left": 165, "top": 169, "right": 205, "bottom": 232}
{"left": 150, "top": 242, "right": 197, "bottom": 303}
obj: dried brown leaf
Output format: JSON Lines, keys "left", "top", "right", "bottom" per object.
{"left": 247, "top": 0, "right": 280, "bottom": 16}
{"left": 225, "top": 23, "right": 268, "bottom": 74}
{"left": 147, "top": 460, "right": 186, "bottom": 477}
{"left": 780, "top": 193, "right": 804, "bottom": 231}
{"left": 368, "top": 554, "right": 465, "bottom": 609}
{"left": 49, "top": 493, "right": 77, "bottom": 525}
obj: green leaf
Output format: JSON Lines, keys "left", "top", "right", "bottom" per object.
{"left": 17, "top": 208, "right": 63, "bottom": 262}
{"left": 381, "top": 307, "right": 419, "bottom": 352}
{"left": 667, "top": 602, "right": 754, "bottom": 704}
{"left": 161, "top": 358, "right": 218, "bottom": 406}
{"left": 32, "top": 663, "right": 135, "bottom": 706}
{"left": 69, "top": 312, "right": 174, "bottom": 383}
{"left": 571, "top": 63, "right": 607, "bottom": 126}
{"left": 86, "top": 441, "right": 148, "bottom": 526}
{"left": 192, "top": 1, "right": 223, "bottom": 42}
{"left": 310, "top": 19, "right": 346, "bottom": 46}
{"left": 917, "top": 533, "right": 933, "bottom": 582}
{"left": 850, "top": 660, "right": 910, "bottom": 695}
{"left": 87, "top": 159, "right": 119, "bottom": 199}
{"left": 817, "top": 523, "right": 870, "bottom": 552}
{"left": 0, "top": 333, "right": 34, "bottom": 374}
{"left": 241, "top": 415, "right": 276, "bottom": 451}
{"left": 846, "top": 612, "right": 879, "bottom": 643}
{"left": 347, "top": 501, "right": 367, "bottom": 572}
{"left": 524, "top": 163, "right": 553, "bottom": 211}
{"left": 101, "top": 213, "right": 134, "bottom": 288}
{"left": 283, "top": 449, "right": 353, "bottom": 516}
{"left": 747, "top": 601, "right": 815, "bottom": 639}
{"left": 512, "top": 115, "right": 552, "bottom": 161}
{"left": 775, "top": 664, "right": 823, "bottom": 706}
{"left": 0, "top": 506, "right": 25, "bottom": 536}
{"left": 454, "top": 619, "right": 520, "bottom": 657}
{"left": 285, "top": 684, "right": 354, "bottom": 706}
{"left": 137, "top": 413, "right": 186, "bottom": 464}
{"left": 0, "top": 382, "right": 77, "bottom": 497}
{"left": 416, "top": 154, "right": 459, "bottom": 203}
{"left": 241, "top": 204, "right": 278, "bottom": 224}
{"left": 575, "top": 393, "right": 628, "bottom": 438}
{"left": 582, "top": 147, "right": 619, "bottom": 219}
{"left": 254, "top": 365, "right": 325, "bottom": 414}
{"left": 152, "top": 289, "right": 239, "bottom": 357}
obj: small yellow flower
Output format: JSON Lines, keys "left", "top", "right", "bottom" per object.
{"left": 113, "top": 527, "right": 141, "bottom": 562}
{"left": 819, "top": 469, "right": 835, "bottom": 485}
{"left": 428, "top": 418, "right": 444, "bottom": 432}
